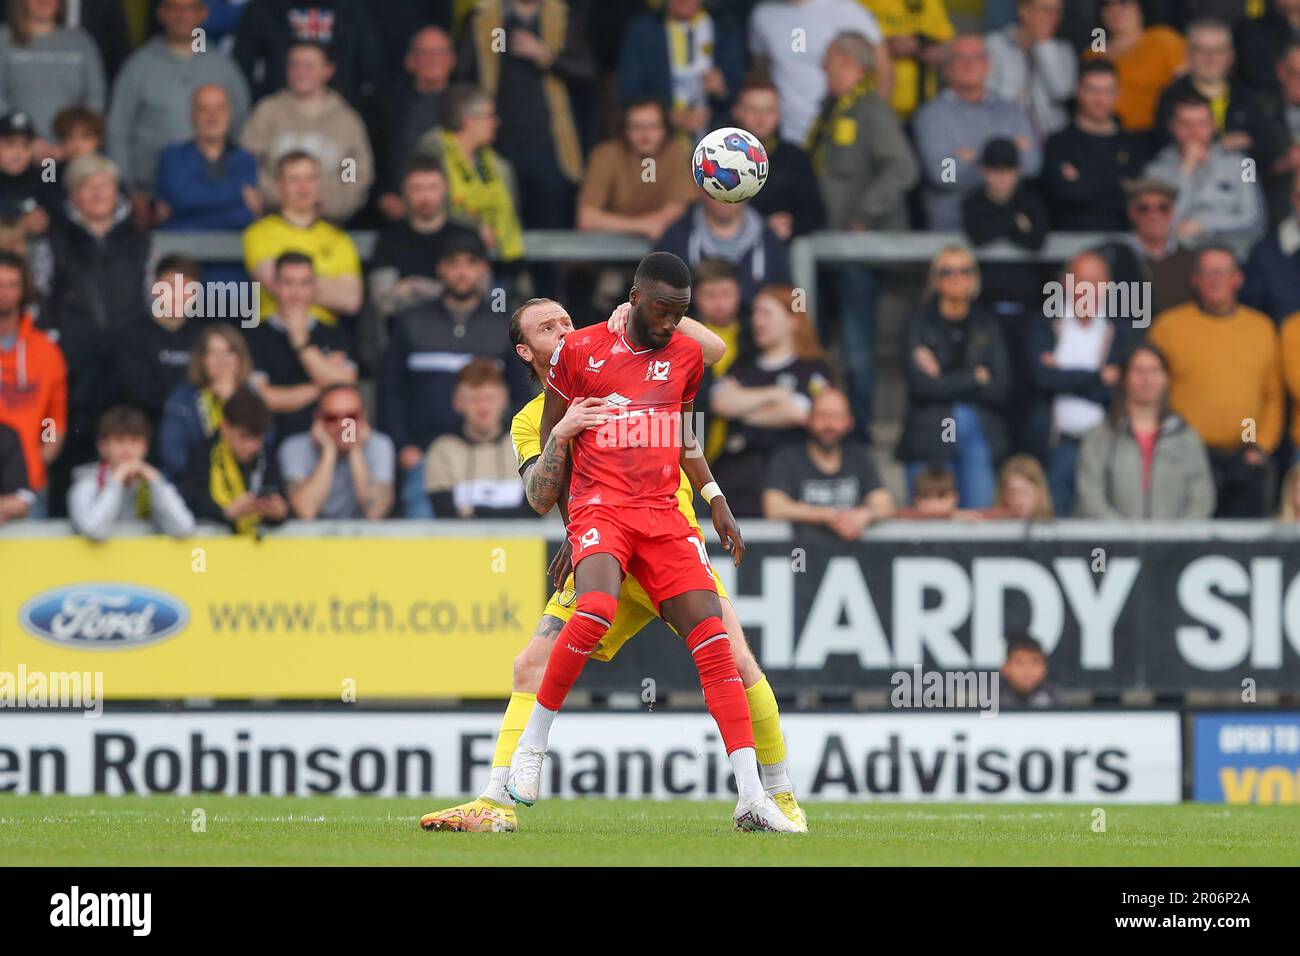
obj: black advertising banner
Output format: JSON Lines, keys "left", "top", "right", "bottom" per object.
{"left": 557, "top": 527, "right": 1300, "bottom": 697}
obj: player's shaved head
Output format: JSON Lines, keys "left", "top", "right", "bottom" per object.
{"left": 629, "top": 254, "right": 692, "bottom": 350}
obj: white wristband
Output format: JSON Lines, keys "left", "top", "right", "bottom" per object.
{"left": 701, "top": 481, "right": 723, "bottom": 503}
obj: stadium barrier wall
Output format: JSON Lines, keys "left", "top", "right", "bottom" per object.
{"left": 2, "top": 520, "right": 1300, "bottom": 700}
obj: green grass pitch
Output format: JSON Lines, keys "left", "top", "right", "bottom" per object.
{"left": 1, "top": 797, "right": 1296, "bottom": 866}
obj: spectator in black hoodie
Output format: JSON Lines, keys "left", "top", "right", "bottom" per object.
{"left": 117, "top": 256, "right": 206, "bottom": 431}
{"left": 0, "top": 109, "right": 59, "bottom": 236}
{"left": 379, "top": 231, "right": 530, "bottom": 518}
{"left": 1042, "top": 60, "right": 1147, "bottom": 231}
{"left": 997, "top": 634, "right": 1063, "bottom": 709}
{"left": 233, "top": 0, "right": 384, "bottom": 105}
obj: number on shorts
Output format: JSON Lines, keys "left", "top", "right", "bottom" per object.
{"left": 689, "top": 536, "right": 710, "bottom": 567}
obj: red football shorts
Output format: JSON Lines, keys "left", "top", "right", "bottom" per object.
{"left": 568, "top": 504, "right": 718, "bottom": 609}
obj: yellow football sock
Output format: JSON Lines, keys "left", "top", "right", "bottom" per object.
{"left": 745, "top": 677, "right": 787, "bottom": 766}
{"left": 492, "top": 692, "right": 537, "bottom": 768}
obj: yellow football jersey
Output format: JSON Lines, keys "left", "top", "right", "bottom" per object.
{"left": 510, "top": 391, "right": 701, "bottom": 531}
{"left": 242, "top": 214, "right": 362, "bottom": 324}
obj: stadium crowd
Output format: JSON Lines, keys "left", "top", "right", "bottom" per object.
{"left": 1, "top": 0, "right": 1300, "bottom": 537}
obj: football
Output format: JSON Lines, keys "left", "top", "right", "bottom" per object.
{"left": 691, "top": 126, "right": 769, "bottom": 203}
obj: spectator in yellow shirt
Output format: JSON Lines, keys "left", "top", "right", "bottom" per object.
{"left": 1082, "top": 0, "right": 1186, "bottom": 132}
{"left": 861, "top": 0, "right": 954, "bottom": 117}
{"left": 242, "top": 150, "right": 363, "bottom": 326}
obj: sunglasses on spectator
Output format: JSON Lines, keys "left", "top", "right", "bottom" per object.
{"left": 937, "top": 265, "right": 976, "bottom": 278}
{"left": 1133, "top": 201, "right": 1172, "bottom": 213}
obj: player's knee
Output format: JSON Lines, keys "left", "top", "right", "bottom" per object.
{"left": 574, "top": 591, "right": 618, "bottom": 629}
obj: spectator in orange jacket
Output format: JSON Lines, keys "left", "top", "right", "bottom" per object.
{"left": 0, "top": 249, "right": 66, "bottom": 515}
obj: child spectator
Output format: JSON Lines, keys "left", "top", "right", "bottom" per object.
{"left": 68, "top": 405, "right": 195, "bottom": 541}
{"left": 180, "top": 383, "right": 288, "bottom": 534}
{"left": 893, "top": 464, "right": 960, "bottom": 518}
{"left": 51, "top": 105, "right": 104, "bottom": 163}
{"left": 0, "top": 109, "right": 57, "bottom": 236}
{"left": 988, "top": 454, "right": 1055, "bottom": 520}
{"left": 424, "top": 358, "right": 528, "bottom": 518}
{"left": 997, "top": 634, "right": 1063, "bottom": 709}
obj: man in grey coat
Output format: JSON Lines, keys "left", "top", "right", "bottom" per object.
{"left": 807, "top": 30, "right": 918, "bottom": 433}
{"left": 107, "top": 0, "right": 250, "bottom": 207}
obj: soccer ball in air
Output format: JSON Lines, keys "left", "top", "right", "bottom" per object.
{"left": 691, "top": 127, "right": 769, "bottom": 203}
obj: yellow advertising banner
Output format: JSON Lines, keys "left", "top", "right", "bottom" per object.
{"left": 0, "top": 536, "right": 546, "bottom": 699}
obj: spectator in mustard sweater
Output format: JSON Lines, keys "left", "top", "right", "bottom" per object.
{"left": 1148, "top": 245, "right": 1283, "bottom": 517}
{"left": 1277, "top": 308, "right": 1300, "bottom": 463}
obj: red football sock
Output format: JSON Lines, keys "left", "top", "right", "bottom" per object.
{"left": 535, "top": 591, "right": 619, "bottom": 712}
{"left": 685, "top": 616, "right": 754, "bottom": 754}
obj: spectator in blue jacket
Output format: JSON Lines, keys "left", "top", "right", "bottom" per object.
{"left": 1242, "top": 169, "right": 1300, "bottom": 322}
{"left": 657, "top": 196, "right": 791, "bottom": 307}
{"left": 155, "top": 83, "right": 259, "bottom": 232}
{"left": 158, "top": 323, "right": 256, "bottom": 480}
{"left": 617, "top": 0, "right": 746, "bottom": 139}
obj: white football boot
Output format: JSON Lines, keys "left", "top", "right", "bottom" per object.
{"left": 506, "top": 744, "right": 547, "bottom": 806}
{"left": 732, "top": 792, "right": 803, "bottom": 832}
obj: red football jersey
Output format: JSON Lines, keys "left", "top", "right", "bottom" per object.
{"left": 546, "top": 326, "right": 703, "bottom": 511}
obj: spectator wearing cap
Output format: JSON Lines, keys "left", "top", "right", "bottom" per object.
{"left": 154, "top": 83, "right": 259, "bottom": 236}
{"left": 414, "top": 84, "right": 524, "bottom": 264}
{"left": 0, "top": 248, "right": 64, "bottom": 517}
{"left": 42, "top": 154, "right": 150, "bottom": 500}
{"left": 1118, "top": 177, "right": 1197, "bottom": 316}
{"left": 1027, "top": 251, "right": 1131, "bottom": 516}
{"left": 732, "top": 79, "right": 824, "bottom": 241}
{"left": 280, "top": 383, "right": 394, "bottom": 520}
{"left": 1152, "top": 17, "right": 1272, "bottom": 166}
{"left": 241, "top": 150, "right": 363, "bottom": 325}
{"left": 68, "top": 405, "right": 195, "bottom": 541}
{"left": 748, "top": 0, "right": 891, "bottom": 144}
{"left": 1075, "top": 342, "right": 1216, "bottom": 519}
{"left": 761, "top": 386, "right": 894, "bottom": 541}
{"left": 1042, "top": 60, "right": 1148, "bottom": 231}
{"left": 368, "top": 155, "right": 480, "bottom": 326}
{"left": 180, "top": 383, "right": 289, "bottom": 535}
{"left": 379, "top": 232, "right": 530, "bottom": 519}
{"left": 984, "top": 0, "right": 1076, "bottom": 143}
{"left": 617, "top": 0, "right": 746, "bottom": 140}
{"left": 1242, "top": 169, "right": 1300, "bottom": 322}
{"left": 1081, "top": 0, "right": 1185, "bottom": 132}
{"left": 962, "top": 137, "right": 1048, "bottom": 315}
{"left": 0, "top": 420, "right": 30, "bottom": 520}
{"left": 0, "top": 0, "right": 105, "bottom": 153}
{"left": 0, "top": 109, "right": 57, "bottom": 237}
{"left": 913, "top": 34, "right": 1042, "bottom": 230}
{"left": 116, "top": 255, "right": 206, "bottom": 431}
{"left": 106, "top": 0, "right": 251, "bottom": 225}
{"left": 577, "top": 98, "right": 697, "bottom": 242}
{"left": 1143, "top": 93, "right": 1266, "bottom": 259}
{"left": 245, "top": 251, "right": 358, "bottom": 444}
{"left": 1148, "top": 245, "right": 1282, "bottom": 517}
{"left": 806, "top": 30, "right": 916, "bottom": 433}
{"left": 370, "top": 26, "right": 456, "bottom": 223}
{"left": 453, "top": 0, "right": 595, "bottom": 230}
{"left": 424, "top": 358, "right": 530, "bottom": 518}
{"left": 240, "top": 40, "right": 374, "bottom": 225}
{"left": 232, "top": 0, "right": 383, "bottom": 106}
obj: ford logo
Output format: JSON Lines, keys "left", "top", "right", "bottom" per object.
{"left": 19, "top": 584, "right": 188, "bottom": 649}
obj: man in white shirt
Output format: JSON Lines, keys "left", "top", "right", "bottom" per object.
{"left": 748, "top": 0, "right": 892, "bottom": 143}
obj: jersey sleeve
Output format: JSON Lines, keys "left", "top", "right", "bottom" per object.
{"left": 544, "top": 333, "right": 578, "bottom": 401}
{"left": 510, "top": 405, "right": 541, "bottom": 472}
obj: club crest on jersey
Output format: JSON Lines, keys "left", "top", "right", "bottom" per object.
{"left": 579, "top": 527, "right": 600, "bottom": 549}
{"left": 646, "top": 360, "right": 671, "bottom": 381}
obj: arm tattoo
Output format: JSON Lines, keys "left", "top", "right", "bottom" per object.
{"left": 525, "top": 431, "right": 569, "bottom": 513}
